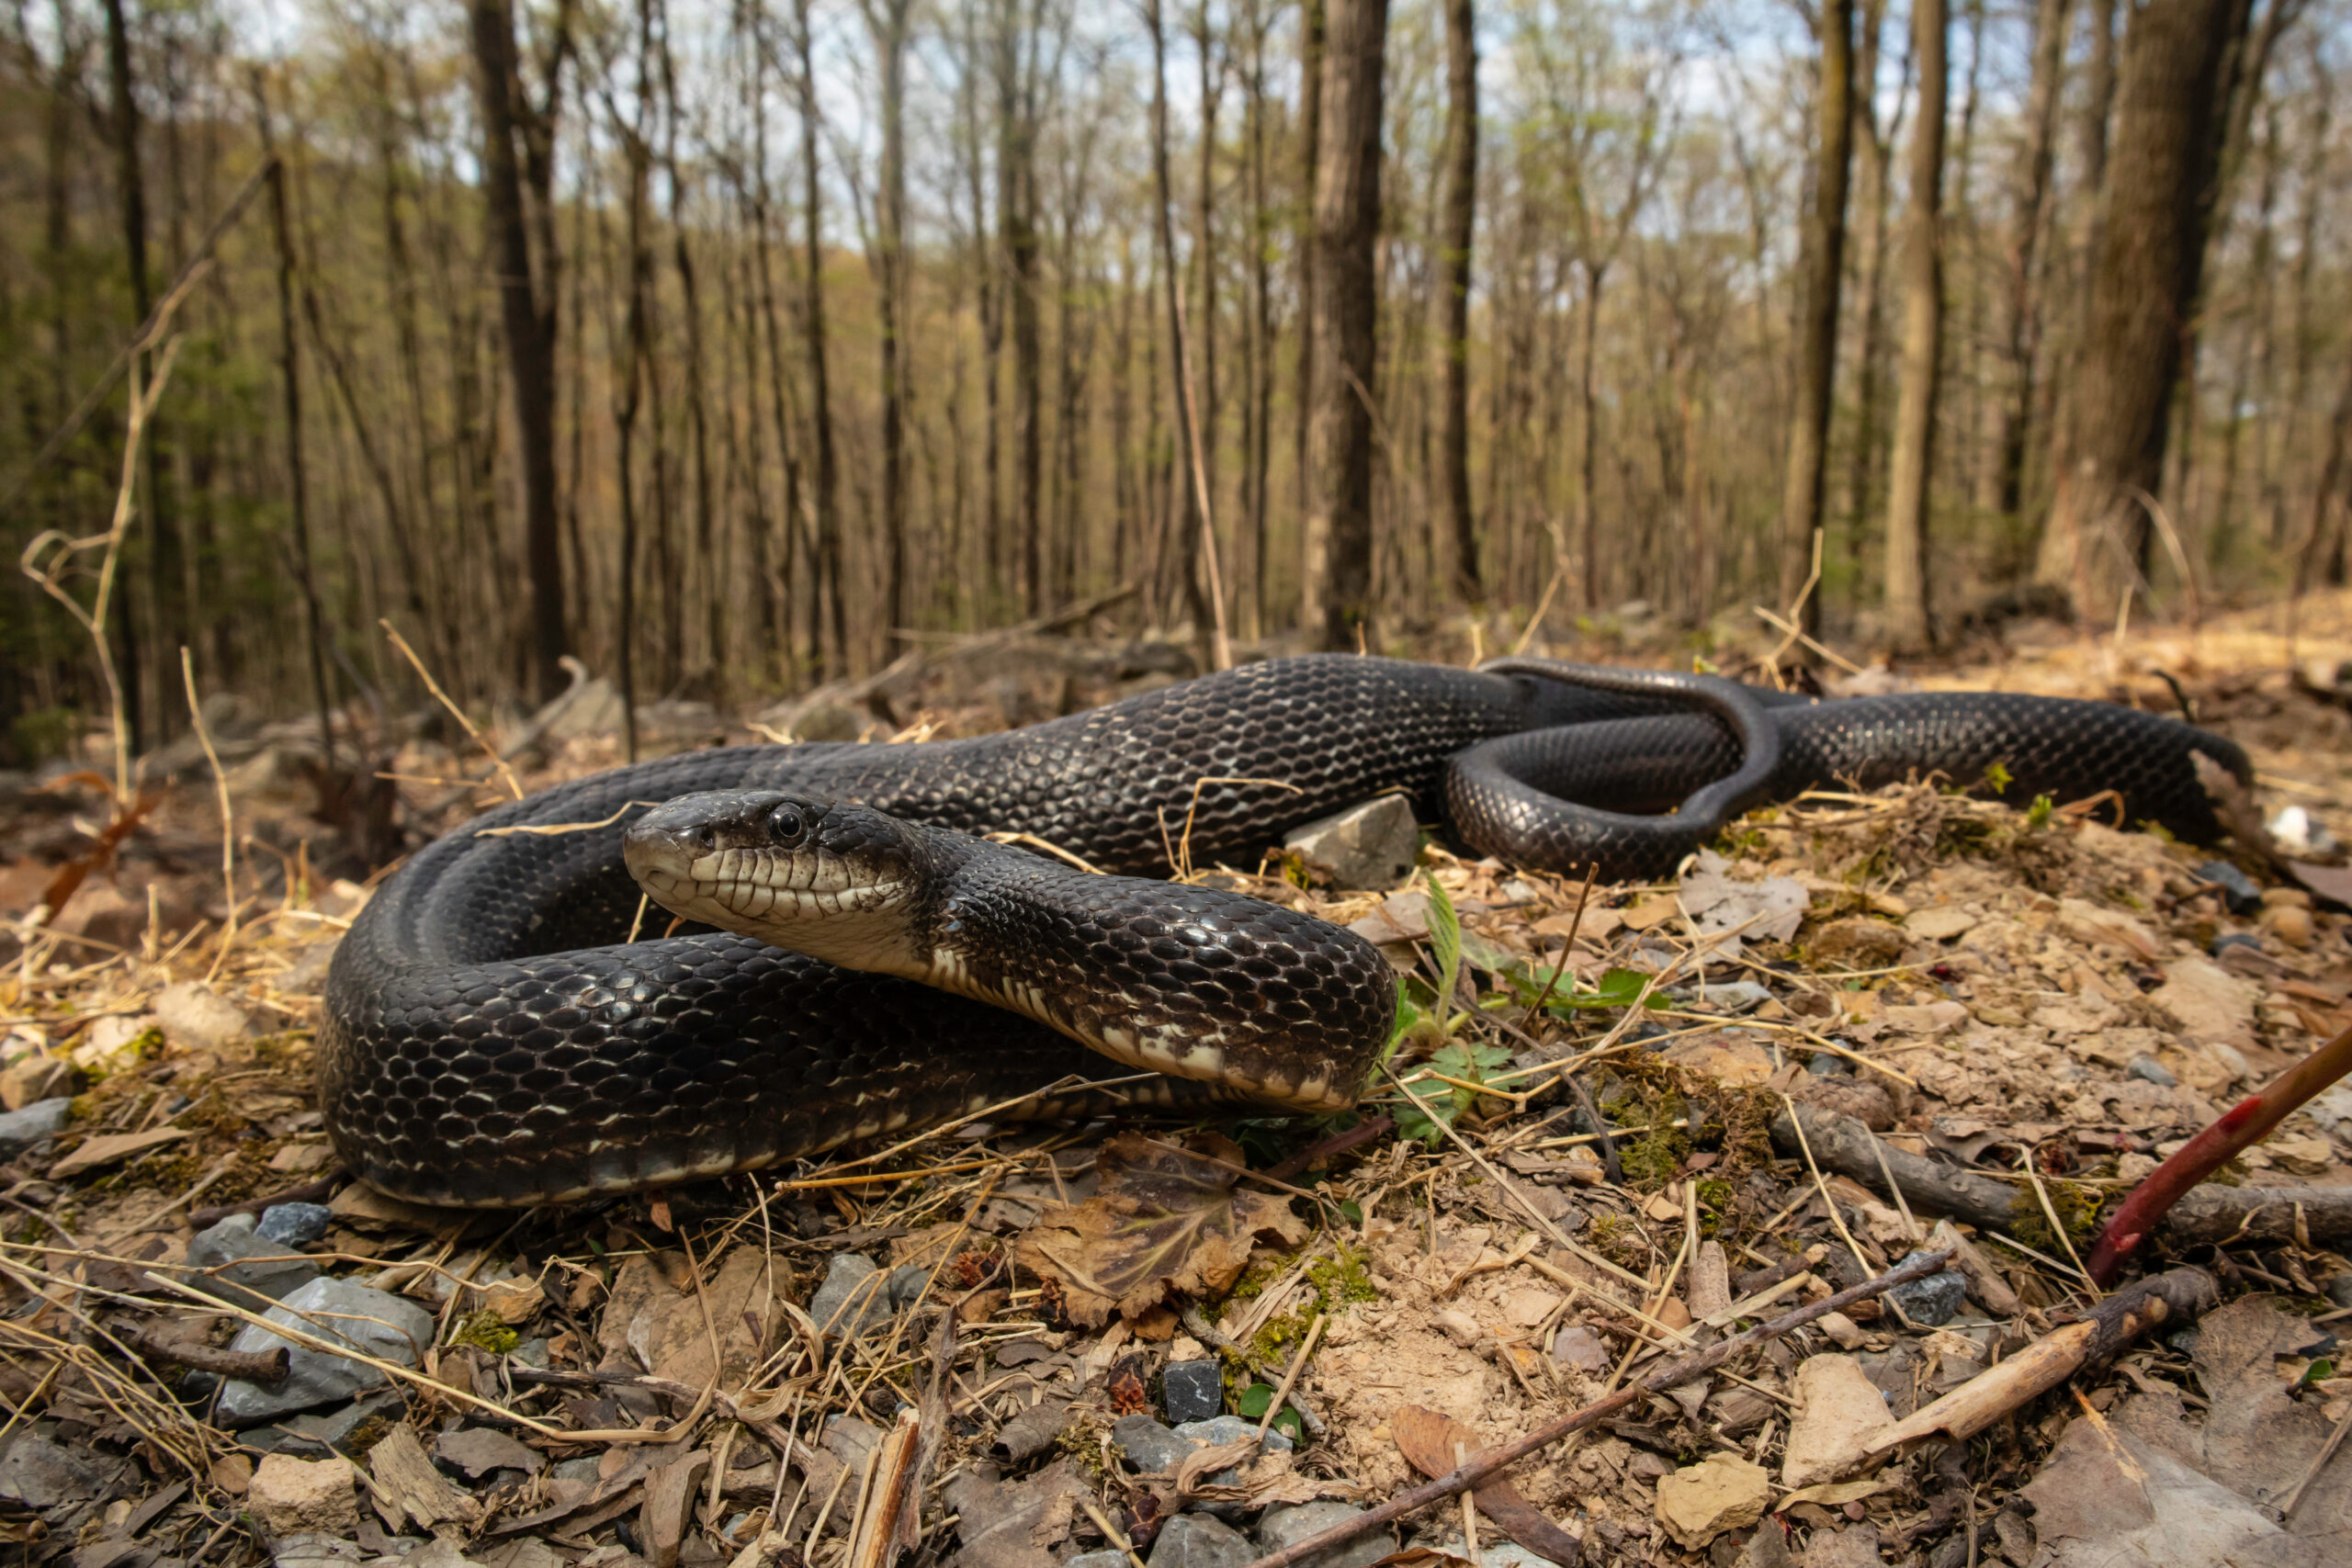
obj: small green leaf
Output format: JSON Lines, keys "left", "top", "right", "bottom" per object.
{"left": 1425, "top": 871, "right": 1463, "bottom": 1007}
{"left": 1983, "top": 761, "right": 2014, "bottom": 795}
{"left": 1236, "top": 1382, "right": 1276, "bottom": 1417}
{"left": 1336, "top": 1200, "right": 1363, "bottom": 1226}
{"left": 2026, "top": 793, "right": 2056, "bottom": 829}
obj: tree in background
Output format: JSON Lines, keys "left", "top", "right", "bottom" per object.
{"left": 1301, "top": 0, "right": 1385, "bottom": 650}
{"left": 1883, "top": 0, "right": 1949, "bottom": 650}
{"left": 467, "top": 0, "right": 573, "bottom": 702}
{"left": 1778, "top": 0, "right": 1855, "bottom": 633}
{"left": 1434, "top": 0, "right": 1478, "bottom": 605}
{"left": 2036, "top": 0, "right": 2251, "bottom": 619}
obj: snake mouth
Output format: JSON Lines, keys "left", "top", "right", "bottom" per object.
{"left": 623, "top": 790, "right": 931, "bottom": 973}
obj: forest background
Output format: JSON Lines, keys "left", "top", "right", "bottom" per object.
{"left": 1, "top": 0, "right": 2345, "bottom": 765}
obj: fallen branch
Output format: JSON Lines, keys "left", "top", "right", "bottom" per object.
{"left": 1770, "top": 1102, "right": 2018, "bottom": 1231}
{"left": 2087, "top": 1019, "right": 2352, "bottom": 1283}
{"left": 1229, "top": 1249, "right": 1951, "bottom": 1568}
{"left": 1788, "top": 1268, "right": 2221, "bottom": 1488}
{"left": 129, "top": 1328, "right": 288, "bottom": 1383}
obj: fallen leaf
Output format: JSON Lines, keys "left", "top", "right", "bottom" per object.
{"left": 1391, "top": 1405, "right": 1583, "bottom": 1566}
{"left": 1012, "top": 1134, "right": 1307, "bottom": 1326}
{"left": 1173, "top": 1438, "right": 1261, "bottom": 1499}
{"left": 47, "top": 1127, "right": 187, "bottom": 1180}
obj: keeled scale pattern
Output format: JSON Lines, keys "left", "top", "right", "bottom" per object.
{"left": 324, "top": 658, "right": 2248, "bottom": 1204}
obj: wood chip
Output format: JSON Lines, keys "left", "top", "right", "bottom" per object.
{"left": 48, "top": 1127, "right": 187, "bottom": 1179}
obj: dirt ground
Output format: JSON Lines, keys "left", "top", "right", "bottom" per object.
{"left": 2, "top": 592, "right": 2350, "bottom": 1568}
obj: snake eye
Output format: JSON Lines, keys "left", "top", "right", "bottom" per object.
{"left": 768, "top": 805, "right": 808, "bottom": 846}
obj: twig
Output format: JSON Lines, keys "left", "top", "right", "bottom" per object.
{"left": 128, "top": 1329, "right": 288, "bottom": 1384}
{"left": 1781, "top": 1092, "right": 1872, "bottom": 1278}
{"left": 1508, "top": 565, "right": 1570, "bottom": 657}
{"left": 179, "top": 649, "right": 240, "bottom": 982}
{"left": 2087, "top": 1017, "right": 2352, "bottom": 1283}
{"left": 1254, "top": 1312, "right": 1326, "bottom": 1443}
{"left": 1230, "top": 1250, "right": 1952, "bottom": 1568}
{"left": 379, "top": 618, "right": 524, "bottom": 801}
{"left": 1170, "top": 288, "right": 1233, "bottom": 673}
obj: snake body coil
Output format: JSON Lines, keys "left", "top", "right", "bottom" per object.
{"left": 321, "top": 655, "right": 2249, "bottom": 1206}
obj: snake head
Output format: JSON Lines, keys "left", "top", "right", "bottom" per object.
{"left": 622, "top": 790, "right": 933, "bottom": 976}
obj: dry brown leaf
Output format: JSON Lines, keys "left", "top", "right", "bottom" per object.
{"left": 1173, "top": 1438, "right": 1261, "bottom": 1496}
{"left": 1013, "top": 1133, "right": 1307, "bottom": 1325}
{"left": 1392, "top": 1404, "right": 1583, "bottom": 1567}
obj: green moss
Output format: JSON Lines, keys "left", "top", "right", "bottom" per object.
{"left": 2008, "top": 1179, "right": 2102, "bottom": 1252}
{"left": 449, "top": 1309, "right": 520, "bottom": 1355}
{"left": 1615, "top": 1090, "right": 1692, "bottom": 1190}
{"left": 1589, "top": 1215, "right": 1650, "bottom": 1272}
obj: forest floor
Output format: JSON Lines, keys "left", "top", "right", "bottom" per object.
{"left": 2, "top": 594, "right": 2351, "bottom": 1568}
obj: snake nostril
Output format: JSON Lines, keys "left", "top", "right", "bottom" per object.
{"left": 694, "top": 825, "right": 717, "bottom": 851}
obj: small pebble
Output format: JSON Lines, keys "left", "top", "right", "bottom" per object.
{"left": 2262, "top": 904, "right": 2314, "bottom": 949}
{"left": 2211, "top": 931, "right": 2264, "bottom": 959}
{"left": 2192, "top": 861, "right": 2263, "bottom": 915}
{"left": 2126, "top": 1055, "right": 2177, "bottom": 1088}
{"left": 257, "top": 1203, "right": 334, "bottom": 1247}
{"left": 1805, "top": 1052, "right": 1852, "bottom": 1077}
{"left": 1885, "top": 1259, "right": 1967, "bottom": 1327}
{"left": 1162, "top": 1359, "right": 1223, "bottom": 1425}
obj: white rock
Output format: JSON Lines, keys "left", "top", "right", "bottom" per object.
{"left": 2152, "top": 959, "right": 2258, "bottom": 1052}
{"left": 153, "top": 981, "right": 255, "bottom": 1050}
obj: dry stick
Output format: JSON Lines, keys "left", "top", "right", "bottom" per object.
{"left": 2021, "top": 1159, "right": 2098, "bottom": 1293}
{"left": 1170, "top": 287, "right": 1233, "bottom": 673}
{"left": 1507, "top": 564, "right": 1570, "bottom": 657}
{"left": 379, "top": 618, "right": 525, "bottom": 801}
{"left": 145, "top": 1273, "right": 713, "bottom": 1445}
{"left": 21, "top": 337, "right": 187, "bottom": 813}
{"left": 1254, "top": 1312, "right": 1326, "bottom": 1443}
{"left": 179, "top": 649, "right": 240, "bottom": 982}
{"left": 1781, "top": 1092, "right": 1873, "bottom": 1279}
{"left": 2088, "top": 1016, "right": 2352, "bottom": 1283}
{"left": 1232, "top": 1249, "right": 1951, "bottom": 1568}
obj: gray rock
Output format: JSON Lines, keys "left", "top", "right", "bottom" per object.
{"left": 510, "top": 1337, "right": 552, "bottom": 1369}
{"left": 1113, "top": 1415, "right": 1193, "bottom": 1474}
{"left": 885, "top": 1263, "right": 933, "bottom": 1309}
{"left": 271, "top": 1536, "right": 366, "bottom": 1568}
{"left": 1173, "top": 1416, "right": 1291, "bottom": 1454}
{"left": 826, "top": 1414, "right": 886, "bottom": 1467}
{"left": 1804, "top": 1051, "right": 1852, "bottom": 1077}
{"left": 257, "top": 1202, "right": 334, "bottom": 1247}
{"left": 1886, "top": 1266, "right": 1968, "bottom": 1328}
{"left": 1283, "top": 796, "right": 1418, "bottom": 890}
{"left": 2327, "top": 1273, "right": 2352, "bottom": 1311}
{"left": 1550, "top": 1324, "right": 1610, "bottom": 1372}
{"left": 0, "top": 1098, "right": 72, "bottom": 1159}
{"left": 1162, "top": 1359, "right": 1223, "bottom": 1424}
{"left": 244, "top": 1390, "right": 408, "bottom": 1458}
{"left": 2212, "top": 931, "right": 2264, "bottom": 959}
{"left": 218, "top": 1276, "right": 436, "bottom": 1424}
{"left": 550, "top": 1457, "right": 603, "bottom": 1483}
{"left": 2192, "top": 861, "right": 2263, "bottom": 916}
{"left": 1068, "top": 1553, "right": 1129, "bottom": 1568}
{"left": 2126, "top": 1055, "right": 2177, "bottom": 1088}
{"left": 1148, "top": 1513, "right": 1253, "bottom": 1568}
{"left": 187, "top": 1212, "right": 322, "bottom": 1312}
{"left": 0, "top": 1430, "right": 132, "bottom": 1513}
{"left": 808, "top": 1253, "right": 889, "bottom": 1337}
{"left": 1255, "top": 1504, "right": 1395, "bottom": 1568}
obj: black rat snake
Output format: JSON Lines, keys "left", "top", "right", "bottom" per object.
{"left": 320, "top": 655, "right": 2249, "bottom": 1206}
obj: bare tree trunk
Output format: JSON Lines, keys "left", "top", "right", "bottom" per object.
{"left": 253, "top": 72, "right": 336, "bottom": 769}
{"left": 865, "top": 0, "right": 915, "bottom": 663}
{"left": 1301, "top": 0, "right": 1385, "bottom": 649}
{"left": 1884, "top": 0, "right": 1949, "bottom": 651}
{"left": 795, "top": 0, "right": 845, "bottom": 678}
{"left": 1147, "top": 0, "right": 1206, "bottom": 634}
{"left": 467, "top": 0, "right": 569, "bottom": 701}
{"left": 1000, "top": 0, "right": 1045, "bottom": 615}
{"left": 99, "top": 0, "right": 151, "bottom": 743}
{"left": 1838, "top": 0, "right": 1896, "bottom": 593}
{"left": 1984, "top": 0, "right": 2070, "bottom": 523}
{"left": 2269, "top": 51, "right": 2330, "bottom": 546}
{"left": 1193, "top": 3, "right": 1223, "bottom": 625}
{"left": 657, "top": 7, "right": 718, "bottom": 696}
{"left": 1292, "top": 0, "right": 1323, "bottom": 624}
{"left": 1435, "top": 0, "right": 1479, "bottom": 604}
{"left": 2297, "top": 344, "right": 2352, "bottom": 592}
{"left": 1242, "top": 0, "right": 1273, "bottom": 637}
{"left": 2035, "top": 0, "right": 2250, "bottom": 618}
{"left": 1779, "top": 0, "right": 1856, "bottom": 631}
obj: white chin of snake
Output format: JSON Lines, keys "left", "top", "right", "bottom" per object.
{"left": 631, "top": 863, "right": 923, "bottom": 975}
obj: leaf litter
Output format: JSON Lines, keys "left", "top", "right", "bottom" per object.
{"left": 0, "top": 599, "right": 2350, "bottom": 1566}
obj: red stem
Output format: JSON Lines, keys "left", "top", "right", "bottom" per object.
{"left": 2086, "top": 1019, "right": 2352, "bottom": 1284}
